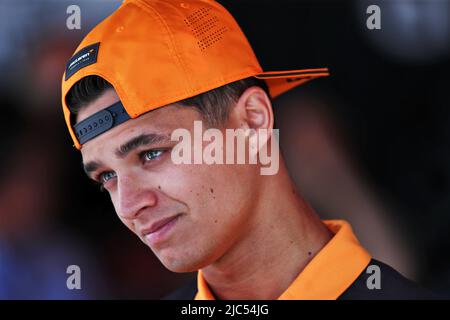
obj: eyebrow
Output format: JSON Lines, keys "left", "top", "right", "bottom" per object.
{"left": 83, "top": 160, "right": 103, "bottom": 178}
{"left": 114, "top": 132, "right": 170, "bottom": 158}
{"left": 82, "top": 133, "right": 171, "bottom": 179}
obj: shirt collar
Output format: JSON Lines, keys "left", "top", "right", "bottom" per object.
{"left": 194, "top": 220, "right": 371, "bottom": 300}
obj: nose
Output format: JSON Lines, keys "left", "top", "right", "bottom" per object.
{"left": 115, "top": 173, "right": 158, "bottom": 220}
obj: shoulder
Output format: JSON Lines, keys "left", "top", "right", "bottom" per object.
{"left": 339, "top": 259, "right": 439, "bottom": 300}
{"left": 162, "top": 276, "right": 197, "bottom": 300}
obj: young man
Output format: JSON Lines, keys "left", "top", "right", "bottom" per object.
{"left": 61, "top": 0, "right": 433, "bottom": 299}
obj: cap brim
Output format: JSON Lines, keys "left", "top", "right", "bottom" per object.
{"left": 254, "top": 68, "right": 329, "bottom": 98}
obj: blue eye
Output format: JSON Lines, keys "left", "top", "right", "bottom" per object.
{"left": 100, "top": 171, "right": 116, "bottom": 184}
{"left": 143, "top": 150, "right": 164, "bottom": 161}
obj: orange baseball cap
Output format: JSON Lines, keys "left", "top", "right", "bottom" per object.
{"left": 61, "top": 0, "right": 329, "bottom": 149}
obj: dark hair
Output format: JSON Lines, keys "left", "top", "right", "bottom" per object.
{"left": 66, "top": 75, "right": 113, "bottom": 114}
{"left": 66, "top": 75, "right": 271, "bottom": 127}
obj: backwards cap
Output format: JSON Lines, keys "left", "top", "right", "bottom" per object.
{"left": 61, "top": 0, "right": 329, "bottom": 149}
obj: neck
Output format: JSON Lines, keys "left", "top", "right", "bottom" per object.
{"left": 201, "top": 161, "right": 333, "bottom": 299}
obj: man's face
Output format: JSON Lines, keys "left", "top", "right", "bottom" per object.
{"left": 79, "top": 89, "right": 259, "bottom": 272}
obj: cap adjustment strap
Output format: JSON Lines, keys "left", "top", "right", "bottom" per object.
{"left": 73, "top": 101, "right": 131, "bottom": 145}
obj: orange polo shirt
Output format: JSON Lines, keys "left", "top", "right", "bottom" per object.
{"left": 194, "top": 220, "right": 372, "bottom": 300}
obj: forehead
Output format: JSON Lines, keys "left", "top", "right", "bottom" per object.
{"left": 78, "top": 89, "right": 201, "bottom": 163}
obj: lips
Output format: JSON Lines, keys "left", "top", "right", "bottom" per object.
{"left": 141, "top": 214, "right": 181, "bottom": 236}
{"left": 141, "top": 214, "right": 182, "bottom": 246}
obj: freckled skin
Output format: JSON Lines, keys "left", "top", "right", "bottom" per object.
{"left": 77, "top": 87, "right": 333, "bottom": 299}
{"left": 79, "top": 89, "right": 261, "bottom": 273}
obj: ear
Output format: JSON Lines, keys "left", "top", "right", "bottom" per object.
{"left": 230, "top": 86, "right": 274, "bottom": 132}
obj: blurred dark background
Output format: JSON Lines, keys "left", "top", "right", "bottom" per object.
{"left": 0, "top": 0, "right": 449, "bottom": 298}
